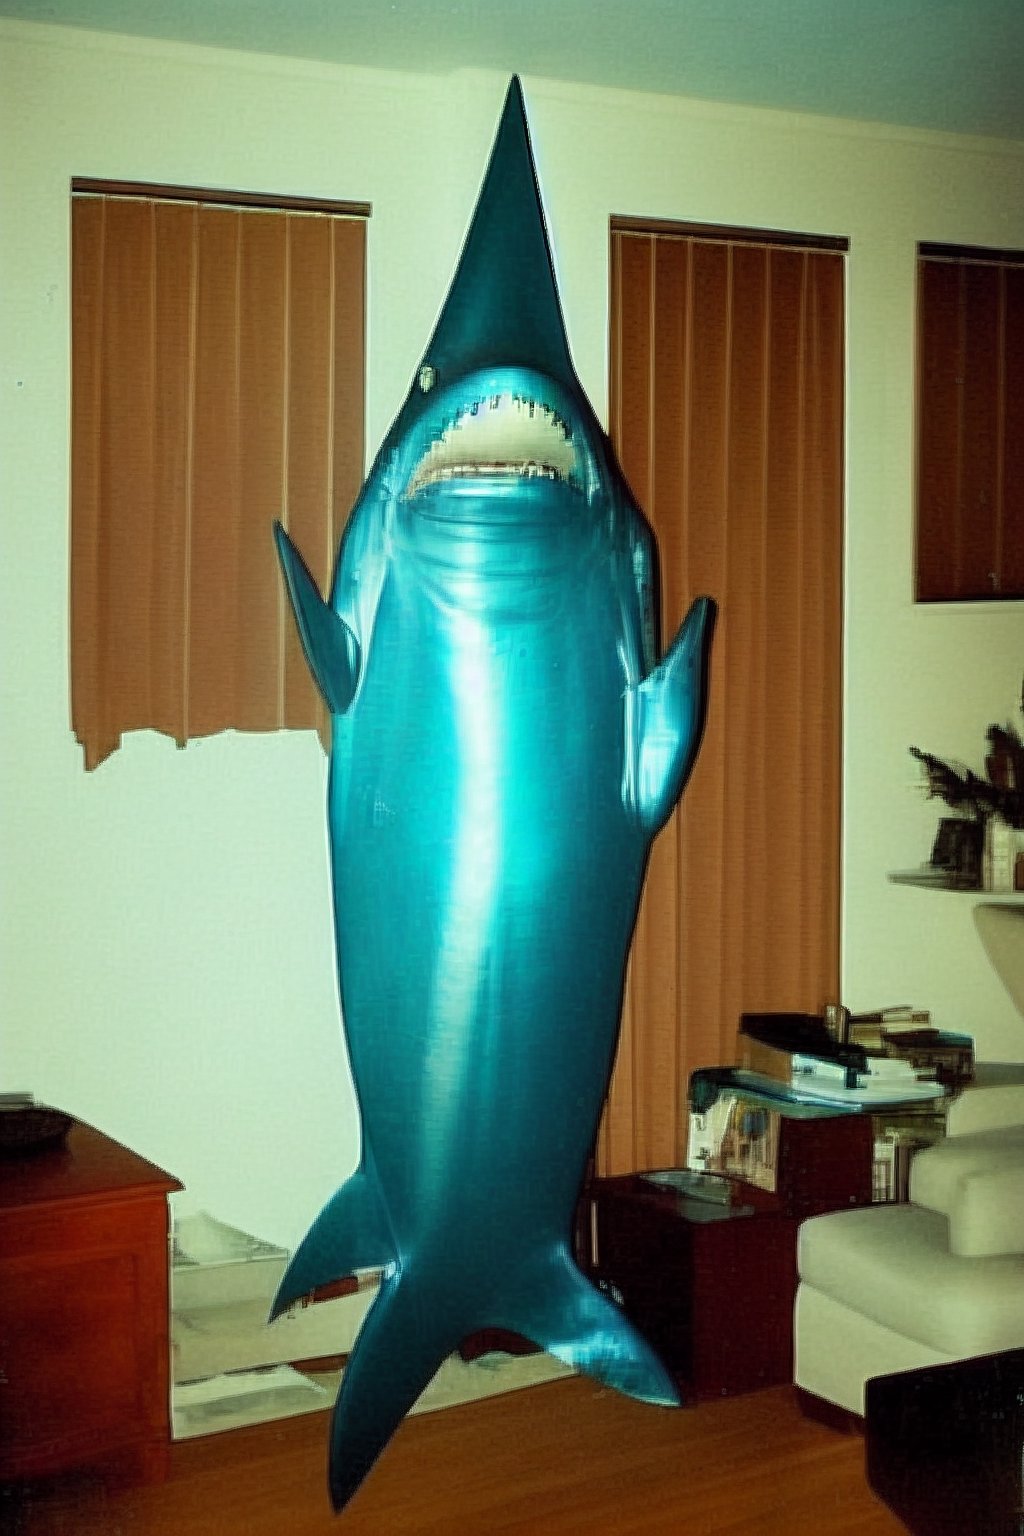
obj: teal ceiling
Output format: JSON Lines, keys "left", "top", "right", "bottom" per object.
{"left": 5, "top": 0, "right": 1024, "bottom": 141}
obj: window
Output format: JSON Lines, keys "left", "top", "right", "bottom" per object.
{"left": 600, "top": 221, "right": 845, "bottom": 1174}
{"left": 916, "top": 243, "right": 1024, "bottom": 602}
{"left": 70, "top": 181, "right": 368, "bottom": 768}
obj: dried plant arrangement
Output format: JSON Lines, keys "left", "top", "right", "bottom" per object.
{"left": 910, "top": 721, "right": 1024, "bottom": 830}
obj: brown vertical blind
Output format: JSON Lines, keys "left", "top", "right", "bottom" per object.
{"left": 70, "top": 184, "right": 368, "bottom": 768}
{"left": 916, "top": 245, "right": 1024, "bottom": 602}
{"left": 599, "top": 224, "right": 845, "bottom": 1175}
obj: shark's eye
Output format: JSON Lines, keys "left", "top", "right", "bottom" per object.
{"left": 406, "top": 392, "right": 578, "bottom": 497}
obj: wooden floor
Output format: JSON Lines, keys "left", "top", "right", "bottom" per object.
{"left": 3, "top": 1379, "right": 908, "bottom": 1536}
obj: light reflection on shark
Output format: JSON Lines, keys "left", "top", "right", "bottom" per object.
{"left": 271, "top": 76, "right": 716, "bottom": 1511}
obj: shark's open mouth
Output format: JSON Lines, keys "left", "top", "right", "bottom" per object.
{"left": 406, "top": 392, "right": 579, "bottom": 499}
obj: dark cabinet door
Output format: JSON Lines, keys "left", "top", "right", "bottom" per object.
{"left": 590, "top": 1180, "right": 798, "bottom": 1399}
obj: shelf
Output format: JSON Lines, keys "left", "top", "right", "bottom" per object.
{"left": 888, "top": 870, "right": 1024, "bottom": 902}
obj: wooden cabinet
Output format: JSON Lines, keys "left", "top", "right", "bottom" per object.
{"left": 0, "top": 1120, "right": 181, "bottom": 1482}
{"left": 590, "top": 1182, "right": 799, "bottom": 1398}
{"left": 586, "top": 1112, "right": 874, "bottom": 1400}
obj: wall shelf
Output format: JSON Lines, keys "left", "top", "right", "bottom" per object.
{"left": 888, "top": 870, "right": 1024, "bottom": 902}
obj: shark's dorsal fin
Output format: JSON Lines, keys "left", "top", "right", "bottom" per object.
{"left": 419, "top": 76, "right": 575, "bottom": 389}
{"left": 274, "top": 522, "right": 360, "bottom": 715}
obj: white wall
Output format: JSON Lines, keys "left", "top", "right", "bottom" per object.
{"left": 2, "top": 22, "right": 1023, "bottom": 1247}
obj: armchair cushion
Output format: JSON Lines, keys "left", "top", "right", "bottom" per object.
{"left": 798, "top": 1204, "right": 1024, "bottom": 1356}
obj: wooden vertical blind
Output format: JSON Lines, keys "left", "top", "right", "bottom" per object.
{"left": 599, "top": 223, "right": 845, "bottom": 1175}
{"left": 70, "top": 184, "right": 368, "bottom": 768}
{"left": 916, "top": 244, "right": 1024, "bottom": 602}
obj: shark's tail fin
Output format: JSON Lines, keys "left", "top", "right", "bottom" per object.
{"left": 321, "top": 1245, "right": 678, "bottom": 1510}
{"left": 325, "top": 1271, "right": 459, "bottom": 1511}
{"left": 269, "top": 1166, "right": 397, "bottom": 1321}
{"left": 497, "top": 1247, "right": 681, "bottom": 1408}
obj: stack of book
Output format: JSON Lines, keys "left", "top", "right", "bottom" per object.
{"left": 736, "top": 1013, "right": 949, "bottom": 1106}
{"left": 848, "top": 1009, "right": 974, "bottom": 1087}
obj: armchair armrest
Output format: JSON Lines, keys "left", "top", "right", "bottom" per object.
{"left": 911, "top": 1125, "right": 1024, "bottom": 1257}
{"left": 945, "top": 1083, "right": 1024, "bottom": 1137}
{"left": 948, "top": 1162, "right": 1024, "bottom": 1257}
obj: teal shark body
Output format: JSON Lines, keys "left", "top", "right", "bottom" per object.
{"left": 272, "top": 77, "right": 715, "bottom": 1511}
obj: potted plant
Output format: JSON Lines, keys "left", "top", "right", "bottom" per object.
{"left": 911, "top": 719, "right": 1024, "bottom": 890}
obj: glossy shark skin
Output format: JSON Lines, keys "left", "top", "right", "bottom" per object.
{"left": 271, "top": 77, "right": 716, "bottom": 1511}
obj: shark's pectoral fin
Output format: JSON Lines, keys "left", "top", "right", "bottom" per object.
{"left": 495, "top": 1248, "right": 681, "bottom": 1408}
{"left": 325, "top": 1273, "right": 458, "bottom": 1511}
{"left": 269, "top": 1167, "right": 397, "bottom": 1321}
{"left": 630, "top": 595, "right": 717, "bottom": 835}
{"left": 273, "top": 521, "right": 360, "bottom": 715}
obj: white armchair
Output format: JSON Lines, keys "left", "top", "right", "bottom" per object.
{"left": 793, "top": 902, "right": 1024, "bottom": 1416}
{"left": 794, "top": 1105, "right": 1024, "bottom": 1414}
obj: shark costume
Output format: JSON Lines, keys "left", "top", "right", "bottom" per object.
{"left": 272, "top": 77, "right": 716, "bottom": 1510}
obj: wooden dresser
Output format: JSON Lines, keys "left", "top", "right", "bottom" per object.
{"left": 0, "top": 1119, "right": 181, "bottom": 1483}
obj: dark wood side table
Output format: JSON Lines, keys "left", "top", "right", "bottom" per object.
{"left": 587, "top": 1110, "right": 875, "bottom": 1400}
{"left": 589, "top": 1177, "right": 798, "bottom": 1398}
{"left": 0, "top": 1119, "right": 181, "bottom": 1483}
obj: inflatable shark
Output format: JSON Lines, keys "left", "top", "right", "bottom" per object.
{"left": 271, "top": 76, "right": 716, "bottom": 1511}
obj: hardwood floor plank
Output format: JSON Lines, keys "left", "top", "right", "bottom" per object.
{"left": 3, "top": 1380, "right": 907, "bottom": 1535}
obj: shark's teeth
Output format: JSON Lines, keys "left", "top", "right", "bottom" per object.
{"left": 406, "top": 392, "right": 578, "bottom": 498}
{"left": 411, "top": 460, "right": 563, "bottom": 491}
